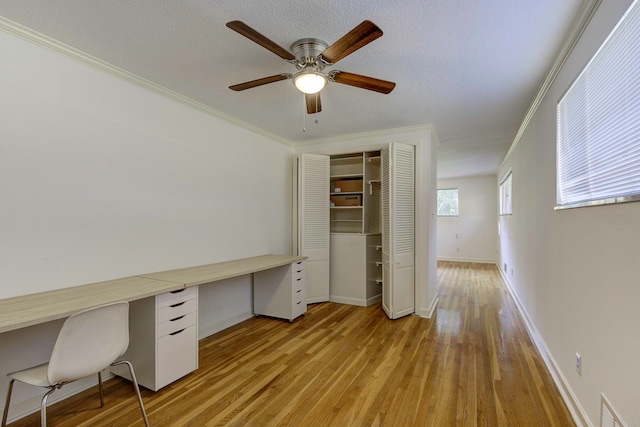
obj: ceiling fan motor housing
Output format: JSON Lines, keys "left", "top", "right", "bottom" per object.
{"left": 290, "top": 38, "right": 329, "bottom": 69}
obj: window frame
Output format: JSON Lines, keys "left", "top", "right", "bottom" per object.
{"left": 499, "top": 171, "right": 513, "bottom": 216}
{"left": 436, "top": 188, "right": 459, "bottom": 217}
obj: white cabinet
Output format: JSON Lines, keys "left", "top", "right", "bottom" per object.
{"left": 330, "top": 234, "right": 381, "bottom": 306}
{"left": 254, "top": 260, "right": 307, "bottom": 322}
{"left": 112, "top": 286, "right": 198, "bottom": 391}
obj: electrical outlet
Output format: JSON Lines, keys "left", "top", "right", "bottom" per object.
{"left": 576, "top": 353, "right": 582, "bottom": 376}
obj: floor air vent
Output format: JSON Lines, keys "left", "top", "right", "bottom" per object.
{"left": 601, "top": 394, "right": 625, "bottom": 427}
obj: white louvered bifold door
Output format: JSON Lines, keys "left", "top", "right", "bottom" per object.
{"left": 381, "top": 148, "right": 392, "bottom": 317}
{"left": 381, "top": 143, "right": 415, "bottom": 319}
{"left": 298, "top": 153, "right": 330, "bottom": 303}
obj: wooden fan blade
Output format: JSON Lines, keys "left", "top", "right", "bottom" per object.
{"left": 229, "top": 74, "right": 291, "bottom": 91}
{"left": 226, "top": 21, "right": 295, "bottom": 61}
{"left": 305, "top": 93, "right": 322, "bottom": 114}
{"left": 320, "top": 20, "right": 383, "bottom": 64}
{"left": 331, "top": 71, "right": 396, "bottom": 94}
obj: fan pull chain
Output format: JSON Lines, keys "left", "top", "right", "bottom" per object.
{"left": 302, "top": 94, "right": 306, "bottom": 133}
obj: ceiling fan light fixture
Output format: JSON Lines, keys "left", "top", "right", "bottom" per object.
{"left": 293, "top": 71, "right": 327, "bottom": 94}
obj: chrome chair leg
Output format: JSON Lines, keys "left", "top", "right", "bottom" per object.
{"left": 1, "top": 379, "right": 15, "bottom": 427}
{"left": 111, "top": 360, "right": 149, "bottom": 427}
{"left": 98, "top": 371, "right": 104, "bottom": 407}
{"left": 40, "top": 387, "right": 56, "bottom": 426}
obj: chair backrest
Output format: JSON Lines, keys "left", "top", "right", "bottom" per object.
{"left": 47, "top": 301, "right": 130, "bottom": 385}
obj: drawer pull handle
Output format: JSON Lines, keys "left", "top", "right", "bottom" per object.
{"left": 296, "top": 270, "right": 303, "bottom": 273}
{"left": 296, "top": 278, "right": 302, "bottom": 281}
{"left": 170, "top": 301, "right": 186, "bottom": 308}
{"left": 170, "top": 289, "right": 186, "bottom": 294}
{"left": 296, "top": 290, "right": 302, "bottom": 293}
{"left": 296, "top": 262, "right": 303, "bottom": 265}
{"left": 170, "top": 315, "right": 186, "bottom": 322}
{"left": 170, "top": 328, "right": 186, "bottom": 336}
{"left": 296, "top": 301, "right": 301, "bottom": 305}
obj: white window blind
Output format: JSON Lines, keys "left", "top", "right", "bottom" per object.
{"left": 499, "top": 172, "right": 512, "bottom": 215}
{"left": 557, "top": 0, "right": 640, "bottom": 207}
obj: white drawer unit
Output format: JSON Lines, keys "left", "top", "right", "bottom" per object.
{"left": 112, "top": 286, "right": 198, "bottom": 391}
{"left": 254, "top": 260, "right": 307, "bottom": 322}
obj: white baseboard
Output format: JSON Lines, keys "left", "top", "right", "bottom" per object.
{"left": 198, "top": 310, "right": 255, "bottom": 340}
{"left": 438, "top": 256, "right": 496, "bottom": 263}
{"left": 329, "top": 294, "right": 382, "bottom": 307}
{"left": 497, "top": 266, "right": 591, "bottom": 427}
{"left": 415, "top": 296, "right": 439, "bottom": 318}
{"left": 329, "top": 295, "right": 368, "bottom": 307}
{"left": 366, "top": 294, "right": 382, "bottom": 306}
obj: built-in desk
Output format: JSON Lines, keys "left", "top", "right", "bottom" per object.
{"left": 0, "top": 254, "right": 306, "bottom": 334}
{"left": 1, "top": 254, "right": 307, "bottom": 393}
{"left": 140, "top": 254, "right": 306, "bottom": 287}
{"left": 0, "top": 276, "right": 182, "bottom": 334}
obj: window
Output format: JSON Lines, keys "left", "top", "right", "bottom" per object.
{"left": 437, "top": 188, "right": 458, "bottom": 216}
{"left": 499, "top": 172, "right": 512, "bottom": 215}
{"left": 556, "top": 0, "right": 640, "bottom": 208}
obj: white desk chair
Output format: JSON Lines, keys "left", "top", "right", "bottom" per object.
{"left": 1, "top": 301, "right": 150, "bottom": 426}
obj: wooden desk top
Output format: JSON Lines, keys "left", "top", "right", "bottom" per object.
{"left": 0, "top": 276, "right": 182, "bottom": 334}
{"left": 141, "top": 254, "right": 306, "bottom": 287}
{"left": 0, "top": 254, "right": 306, "bottom": 334}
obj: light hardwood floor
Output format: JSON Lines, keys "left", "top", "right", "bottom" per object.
{"left": 5, "top": 262, "right": 574, "bottom": 426}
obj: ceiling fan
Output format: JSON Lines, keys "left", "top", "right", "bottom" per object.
{"left": 226, "top": 20, "right": 396, "bottom": 114}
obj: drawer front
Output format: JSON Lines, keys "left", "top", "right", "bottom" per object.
{"left": 157, "top": 298, "right": 197, "bottom": 323}
{"left": 157, "top": 311, "right": 197, "bottom": 338}
{"left": 293, "top": 261, "right": 306, "bottom": 273}
{"left": 293, "top": 298, "right": 307, "bottom": 318}
{"left": 157, "top": 286, "right": 197, "bottom": 308}
{"left": 293, "top": 268, "right": 307, "bottom": 284}
{"left": 157, "top": 325, "right": 198, "bottom": 389}
{"left": 293, "top": 275, "right": 306, "bottom": 296}
{"left": 293, "top": 274, "right": 306, "bottom": 318}
{"left": 294, "top": 282, "right": 306, "bottom": 303}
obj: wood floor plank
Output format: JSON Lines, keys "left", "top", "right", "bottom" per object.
{"left": 4, "top": 261, "right": 575, "bottom": 426}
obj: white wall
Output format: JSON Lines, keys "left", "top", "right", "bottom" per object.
{"left": 0, "top": 27, "right": 292, "bottom": 419}
{"left": 498, "top": 0, "right": 640, "bottom": 425}
{"left": 437, "top": 176, "right": 497, "bottom": 263}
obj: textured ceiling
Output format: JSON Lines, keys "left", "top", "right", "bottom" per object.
{"left": 0, "top": 0, "right": 584, "bottom": 178}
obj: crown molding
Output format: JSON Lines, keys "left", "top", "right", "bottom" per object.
{"left": 0, "top": 16, "right": 294, "bottom": 147}
{"left": 293, "top": 124, "right": 436, "bottom": 149}
{"left": 499, "top": 0, "right": 602, "bottom": 171}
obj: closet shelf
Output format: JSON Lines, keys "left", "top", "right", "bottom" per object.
{"left": 332, "top": 155, "right": 364, "bottom": 162}
{"left": 330, "top": 191, "right": 362, "bottom": 196}
{"left": 330, "top": 173, "right": 364, "bottom": 179}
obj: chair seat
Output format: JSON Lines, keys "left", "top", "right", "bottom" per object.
{"left": 8, "top": 363, "right": 51, "bottom": 388}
